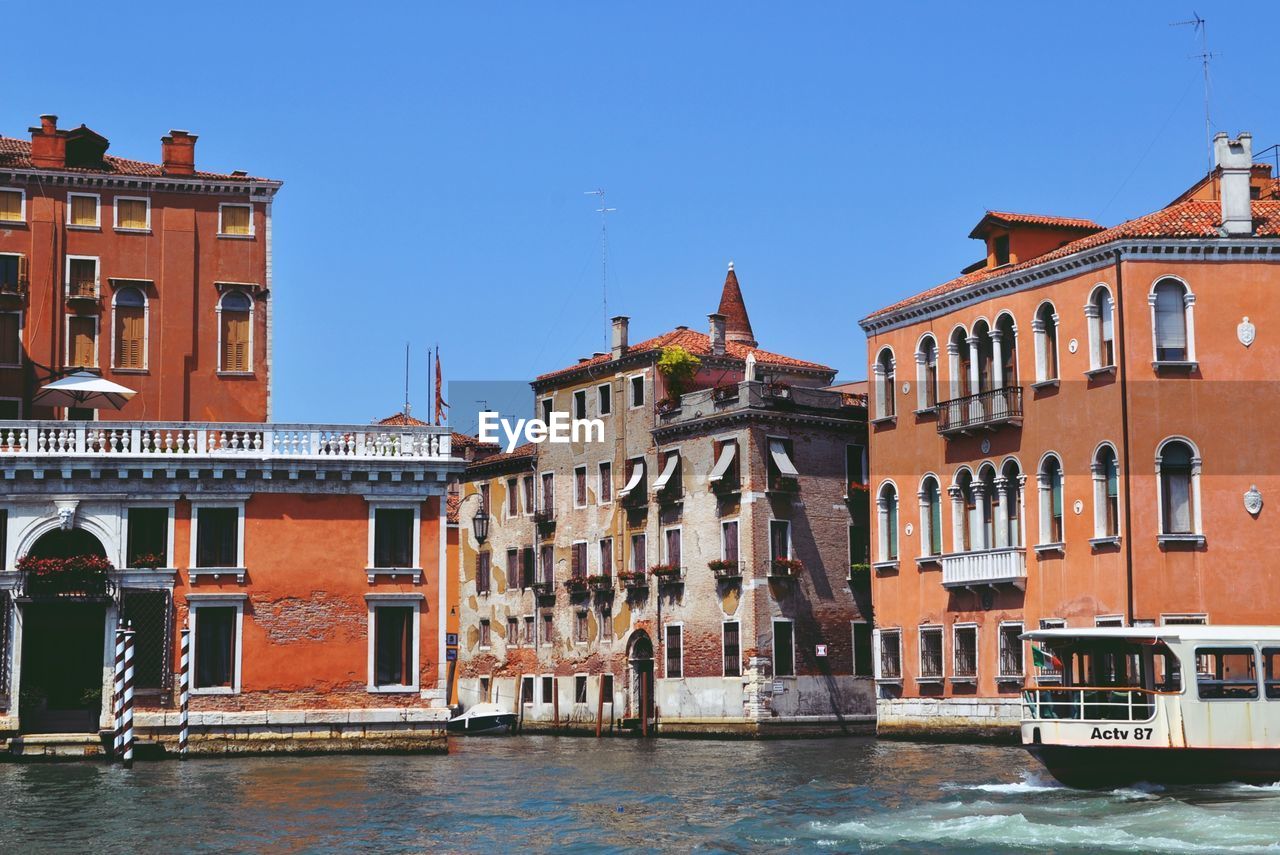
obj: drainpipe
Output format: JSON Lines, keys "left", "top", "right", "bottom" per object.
{"left": 1113, "top": 249, "right": 1136, "bottom": 624}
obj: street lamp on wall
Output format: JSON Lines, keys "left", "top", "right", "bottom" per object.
{"left": 458, "top": 491, "right": 490, "bottom": 544}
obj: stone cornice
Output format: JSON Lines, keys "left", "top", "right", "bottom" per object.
{"left": 1, "top": 167, "right": 282, "bottom": 197}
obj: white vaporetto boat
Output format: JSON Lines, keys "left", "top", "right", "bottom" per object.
{"left": 447, "top": 702, "right": 517, "bottom": 735}
{"left": 1020, "top": 625, "right": 1280, "bottom": 787}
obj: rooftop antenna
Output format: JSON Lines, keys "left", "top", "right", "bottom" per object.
{"left": 403, "top": 342, "right": 411, "bottom": 417}
{"left": 1172, "top": 12, "right": 1217, "bottom": 171}
{"left": 584, "top": 189, "right": 616, "bottom": 351}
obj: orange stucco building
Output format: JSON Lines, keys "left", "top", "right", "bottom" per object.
{"left": 860, "top": 132, "right": 1280, "bottom": 738}
{"left": 0, "top": 115, "right": 278, "bottom": 422}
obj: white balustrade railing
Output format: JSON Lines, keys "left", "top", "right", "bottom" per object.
{"left": 0, "top": 421, "right": 453, "bottom": 462}
{"left": 940, "top": 547, "right": 1027, "bottom": 588}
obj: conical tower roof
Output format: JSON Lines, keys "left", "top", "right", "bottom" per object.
{"left": 717, "top": 261, "right": 757, "bottom": 348}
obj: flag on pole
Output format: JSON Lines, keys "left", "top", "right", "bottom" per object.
{"left": 434, "top": 346, "right": 449, "bottom": 426}
{"left": 1031, "top": 645, "right": 1062, "bottom": 670}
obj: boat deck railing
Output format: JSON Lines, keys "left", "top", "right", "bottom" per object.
{"left": 1022, "top": 685, "right": 1172, "bottom": 723}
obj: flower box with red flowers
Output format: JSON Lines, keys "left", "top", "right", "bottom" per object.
{"left": 769, "top": 557, "right": 804, "bottom": 578}
{"left": 648, "top": 563, "right": 683, "bottom": 584}
{"left": 586, "top": 574, "right": 613, "bottom": 590}
{"left": 618, "top": 570, "right": 648, "bottom": 588}
{"left": 17, "top": 553, "right": 115, "bottom": 599}
{"left": 708, "top": 559, "right": 742, "bottom": 579}
{"left": 563, "top": 576, "right": 590, "bottom": 594}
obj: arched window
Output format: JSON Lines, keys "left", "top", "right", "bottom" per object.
{"left": 1151, "top": 278, "right": 1195, "bottom": 364}
{"left": 978, "top": 464, "right": 997, "bottom": 550}
{"left": 998, "top": 459, "right": 1023, "bottom": 548}
{"left": 918, "top": 475, "right": 943, "bottom": 557}
{"left": 1158, "top": 439, "right": 1201, "bottom": 536}
{"left": 950, "top": 469, "right": 978, "bottom": 553}
{"left": 112, "top": 286, "right": 146, "bottom": 370}
{"left": 994, "top": 313, "right": 1017, "bottom": 389}
{"left": 972, "top": 319, "right": 993, "bottom": 392}
{"left": 916, "top": 335, "right": 938, "bottom": 410}
{"left": 1033, "top": 302, "right": 1059, "bottom": 383}
{"left": 874, "top": 347, "right": 896, "bottom": 419}
{"left": 877, "top": 482, "right": 899, "bottom": 562}
{"left": 218, "top": 291, "right": 253, "bottom": 373}
{"left": 1038, "top": 454, "right": 1064, "bottom": 546}
{"left": 1086, "top": 286, "right": 1115, "bottom": 370}
{"left": 1092, "top": 444, "right": 1120, "bottom": 539}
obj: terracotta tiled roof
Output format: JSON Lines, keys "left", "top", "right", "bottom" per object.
{"left": 864, "top": 200, "right": 1280, "bottom": 323}
{"left": 0, "top": 136, "right": 272, "bottom": 182}
{"left": 446, "top": 492, "right": 462, "bottom": 524}
{"left": 464, "top": 442, "right": 536, "bottom": 474}
{"left": 535, "top": 327, "right": 833, "bottom": 382}
{"left": 969, "top": 210, "right": 1104, "bottom": 238}
{"left": 377, "top": 411, "right": 429, "bottom": 427}
{"left": 717, "top": 264, "right": 756, "bottom": 345}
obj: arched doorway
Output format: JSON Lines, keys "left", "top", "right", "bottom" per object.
{"left": 19, "top": 527, "right": 111, "bottom": 734}
{"left": 628, "top": 631, "right": 654, "bottom": 732}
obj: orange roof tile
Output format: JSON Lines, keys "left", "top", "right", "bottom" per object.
{"left": 865, "top": 200, "right": 1280, "bottom": 323}
{"left": 0, "top": 135, "right": 273, "bottom": 182}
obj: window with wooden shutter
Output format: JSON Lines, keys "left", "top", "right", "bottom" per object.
{"left": 68, "top": 258, "right": 97, "bottom": 299}
{"left": 0, "top": 190, "right": 21, "bottom": 222}
{"left": 116, "top": 198, "right": 149, "bottom": 230}
{"left": 220, "top": 204, "right": 251, "bottom": 236}
{"left": 0, "top": 313, "right": 19, "bottom": 365}
{"left": 114, "top": 287, "right": 146, "bottom": 369}
{"left": 219, "top": 292, "right": 252, "bottom": 372}
{"left": 68, "top": 316, "right": 96, "bottom": 368}
{"left": 69, "top": 194, "right": 98, "bottom": 227}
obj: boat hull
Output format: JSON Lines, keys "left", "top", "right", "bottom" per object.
{"left": 1027, "top": 744, "right": 1280, "bottom": 788}
{"left": 446, "top": 713, "right": 517, "bottom": 735}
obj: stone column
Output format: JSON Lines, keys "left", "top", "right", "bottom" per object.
{"left": 994, "top": 476, "right": 1010, "bottom": 549}
{"left": 948, "top": 484, "right": 966, "bottom": 552}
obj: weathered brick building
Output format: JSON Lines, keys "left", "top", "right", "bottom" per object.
{"left": 456, "top": 266, "right": 874, "bottom": 735}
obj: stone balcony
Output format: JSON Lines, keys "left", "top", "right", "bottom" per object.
{"left": 940, "top": 546, "right": 1027, "bottom": 590}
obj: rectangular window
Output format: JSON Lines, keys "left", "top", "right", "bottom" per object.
{"left": 710, "top": 439, "right": 739, "bottom": 490}
{"left": 664, "top": 527, "right": 681, "bottom": 568}
{"left": 68, "top": 193, "right": 99, "bottom": 227}
{"left": 880, "top": 629, "right": 902, "bottom": 679}
{"left": 575, "top": 610, "right": 589, "bottom": 643}
{"left": 652, "top": 450, "right": 681, "bottom": 499}
{"left": 521, "top": 547, "right": 535, "bottom": 588}
{"left": 852, "top": 621, "right": 873, "bottom": 676}
{"left": 1095, "top": 615, "right": 1124, "bottom": 628}
{"left": 598, "top": 461, "right": 612, "bottom": 504}
{"left": 541, "top": 675, "right": 554, "bottom": 705}
{"left": 126, "top": 507, "right": 168, "bottom": 567}
{"left": 767, "top": 437, "right": 798, "bottom": 491}
{"left": 666, "top": 624, "right": 683, "bottom": 678}
{"left": 521, "top": 676, "right": 534, "bottom": 706}
{"left": 769, "top": 519, "right": 791, "bottom": 561}
{"left": 722, "top": 520, "right": 739, "bottom": 564}
{"left": 476, "top": 552, "right": 491, "bottom": 594}
{"left": 479, "top": 676, "right": 491, "bottom": 702}
{"left": 507, "top": 617, "right": 519, "bottom": 647}
{"left": 219, "top": 203, "right": 252, "bottom": 236}
{"left": 1264, "top": 648, "right": 1280, "bottom": 700}
{"left": 68, "top": 316, "right": 96, "bottom": 368}
{"left": 1196, "top": 647, "right": 1259, "bottom": 700}
{"left": 599, "top": 537, "right": 613, "bottom": 577}
{"left": 373, "top": 508, "right": 414, "bottom": 567}
{"left": 574, "top": 389, "right": 587, "bottom": 420}
{"left": 541, "top": 397, "right": 553, "bottom": 424}
{"left": 524, "top": 616, "right": 535, "bottom": 646}
{"left": 849, "top": 524, "right": 869, "bottom": 567}
{"left": 621, "top": 456, "right": 646, "bottom": 501}
{"left": 574, "top": 466, "right": 587, "bottom": 507}
{"left": 953, "top": 625, "right": 978, "bottom": 678}
{"left": 193, "top": 605, "right": 238, "bottom": 690}
{"left": 0, "top": 312, "right": 22, "bottom": 366}
{"left": 220, "top": 305, "right": 250, "bottom": 372}
{"left": 597, "top": 383, "right": 611, "bottom": 416}
{"left": 479, "top": 619, "right": 491, "bottom": 648}
{"left": 0, "top": 189, "right": 22, "bottom": 222}
{"left": 630, "top": 375, "right": 645, "bottom": 408}
{"left": 999, "top": 623, "right": 1024, "bottom": 678}
{"left": 631, "top": 533, "right": 646, "bottom": 571}
{"left": 0, "top": 255, "right": 24, "bottom": 293}
{"left": 540, "top": 472, "right": 555, "bottom": 515}
{"left": 115, "top": 197, "right": 149, "bottom": 231}
{"left": 479, "top": 482, "right": 491, "bottom": 515}
{"left": 571, "top": 541, "right": 587, "bottom": 578}
{"left": 195, "top": 507, "right": 238, "bottom": 567}
{"left": 846, "top": 444, "right": 867, "bottom": 493}
{"left": 522, "top": 476, "right": 535, "bottom": 516}
{"left": 919, "top": 626, "right": 944, "bottom": 678}
{"left": 373, "top": 606, "right": 414, "bottom": 687}
{"left": 507, "top": 478, "right": 519, "bottom": 516}
{"left": 67, "top": 258, "right": 98, "bottom": 299}
{"left": 506, "top": 548, "right": 519, "bottom": 589}
{"left": 600, "top": 603, "right": 613, "bottom": 641}
{"left": 539, "top": 544, "right": 553, "bottom": 585}
{"left": 601, "top": 674, "right": 614, "bottom": 705}
{"left": 542, "top": 613, "right": 554, "bottom": 645}
{"left": 723, "top": 621, "right": 741, "bottom": 677}
{"left": 0, "top": 399, "right": 21, "bottom": 419}
{"left": 120, "top": 589, "right": 171, "bottom": 691}
{"left": 993, "top": 233, "right": 1010, "bottom": 266}
{"left": 773, "top": 620, "right": 795, "bottom": 677}
{"left": 575, "top": 675, "right": 588, "bottom": 704}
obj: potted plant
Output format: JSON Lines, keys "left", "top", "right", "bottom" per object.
{"left": 848, "top": 562, "right": 871, "bottom": 581}
{"left": 649, "top": 563, "right": 682, "bottom": 582}
{"left": 18, "top": 553, "right": 114, "bottom": 597}
{"left": 587, "top": 574, "right": 613, "bottom": 590}
{"left": 770, "top": 557, "right": 804, "bottom": 578}
{"left": 131, "top": 552, "right": 166, "bottom": 570}
{"left": 563, "top": 576, "right": 589, "bottom": 594}
{"left": 618, "top": 569, "right": 648, "bottom": 587}
{"left": 707, "top": 558, "right": 741, "bottom": 578}
{"left": 657, "top": 345, "right": 701, "bottom": 406}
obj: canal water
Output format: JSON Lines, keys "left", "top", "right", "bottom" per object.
{"left": 4, "top": 736, "right": 1279, "bottom": 853}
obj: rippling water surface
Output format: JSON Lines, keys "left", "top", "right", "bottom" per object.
{"left": 4, "top": 736, "right": 1280, "bottom": 853}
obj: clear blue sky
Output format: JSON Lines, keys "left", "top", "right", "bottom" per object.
{"left": 10, "top": 2, "right": 1277, "bottom": 424}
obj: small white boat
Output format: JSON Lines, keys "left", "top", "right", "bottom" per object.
{"left": 1021, "top": 625, "right": 1280, "bottom": 787}
{"left": 447, "top": 702, "right": 517, "bottom": 735}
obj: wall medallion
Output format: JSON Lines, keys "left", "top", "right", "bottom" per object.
{"left": 1245, "top": 485, "right": 1263, "bottom": 516}
{"left": 904, "top": 523, "right": 914, "bottom": 536}
{"left": 1238, "top": 317, "right": 1256, "bottom": 348}
{"left": 1073, "top": 499, "right": 1083, "bottom": 516}
{"left": 980, "top": 438, "right": 991, "bottom": 455}
{"left": 1068, "top": 338, "right": 1079, "bottom": 354}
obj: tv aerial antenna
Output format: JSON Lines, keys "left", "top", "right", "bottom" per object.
{"left": 584, "top": 188, "right": 616, "bottom": 351}
{"left": 1172, "top": 12, "right": 1218, "bottom": 170}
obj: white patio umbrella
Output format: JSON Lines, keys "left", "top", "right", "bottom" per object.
{"left": 32, "top": 371, "right": 137, "bottom": 411}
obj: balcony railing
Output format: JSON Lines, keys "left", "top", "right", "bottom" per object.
{"left": 936, "top": 386, "right": 1022, "bottom": 435}
{"left": 0, "top": 421, "right": 453, "bottom": 461}
{"left": 940, "top": 547, "right": 1027, "bottom": 589}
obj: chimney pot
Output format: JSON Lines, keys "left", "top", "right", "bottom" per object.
{"left": 611, "top": 315, "right": 630, "bottom": 360}
{"left": 28, "top": 114, "right": 66, "bottom": 168}
{"left": 40, "top": 114, "right": 58, "bottom": 133}
{"left": 1215, "top": 131, "right": 1254, "bottom": 236}
{"left": 708, "top": 312, "right": 727, "bottom": 357}
{"left": 161, "top": 129, "right": 198, "bottom": 176}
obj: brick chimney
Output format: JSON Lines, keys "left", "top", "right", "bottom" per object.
{"left": 1215, "top": 131, "right": 1254, "bottom": 236}
{"left": 28, "top": 115, "right": 67, "bottom": 168}
{"left": 161, "top": 130, "right": 198, "bottom": 176}
{"left": 708, "top": 313, "right": 727, "bottom": 356}
{"left": 611, "top": 316, "right": 629, "bottom": 360}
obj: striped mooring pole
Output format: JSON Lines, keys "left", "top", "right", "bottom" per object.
{"left": 112, "top": 621, "right": 126, "bottom": 756}
{"left": 121, "top": 622, "right": 136, "bottom": 768}
{"left": 178, "top": 627, "right": 190, "bottom": 759}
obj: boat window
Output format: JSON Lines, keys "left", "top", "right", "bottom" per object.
{"left": 1264, "top": 648, "right": 1280, "bottom": 700}
{"left": 1151, "top": 646, "right": 1182, "bottom": 692}
{"left": 1195, "top": 647, "right": 1259, "bottom": 700}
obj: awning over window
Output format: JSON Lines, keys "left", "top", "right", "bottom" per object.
{"left": 768, "top": 439, "right": 798, "bottom": 477}
{"left": 618, "top": 461, "right": 645, "bottom": 498}
{"left": 651, "top": 453, "right": 679, "bottom": 493}
{"left": 708, "top": 443, "right": 736, "bottom": 484}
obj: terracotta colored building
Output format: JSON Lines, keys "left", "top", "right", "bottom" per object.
{"left": 0, "top": 115, "right": 280, "bottom": 422}
{"left": 860, "top": 132, "right": 1280, "bottom": 738}
{"left": 456, "top": 266, "right": 875, "bottom": 736}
